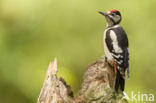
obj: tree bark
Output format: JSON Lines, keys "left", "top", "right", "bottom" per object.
{"left": 37, "top": 56, "right": 128, "bottom": 103}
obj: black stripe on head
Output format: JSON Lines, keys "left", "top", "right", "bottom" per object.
{"left": 114, "top": 11, "right": 122, "bottom": 24}
{"left": 109, "top": 16, "right": 116, "bottom": 24}
{"left": 115, "top": 11, "right": 121, "bottom": 17}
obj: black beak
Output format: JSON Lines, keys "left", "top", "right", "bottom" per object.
{"left": 98, "top": 11, "right": 107, "bottom": 16}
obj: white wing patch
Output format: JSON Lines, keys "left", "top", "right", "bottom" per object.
{"left": 112, "top": 53, "right": 123, "bottom": 58}
{"left": 109, "top": 30, "right": 123, "bottom": 53}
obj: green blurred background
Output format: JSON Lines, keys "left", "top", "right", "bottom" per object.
{"left": 0, "top": 0, "right": 156, "bottom": 103}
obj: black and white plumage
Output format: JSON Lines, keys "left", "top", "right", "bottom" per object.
{"left": 99, "top": 10, "right": 129, "bottom": 93}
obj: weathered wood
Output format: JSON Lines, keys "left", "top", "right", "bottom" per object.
{"left": 37, "top": 58, "right": 74, "bottom": 103}
{"left": 37, "top": 57, "right": 128, "bottom": 103}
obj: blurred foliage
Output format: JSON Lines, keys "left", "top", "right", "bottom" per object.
{"left": 0, "top": 0, "right": 156, "bottom": 103}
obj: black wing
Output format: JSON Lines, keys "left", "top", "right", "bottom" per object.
{"left": 105, "top": 27, "right": 129, "bottom": 76}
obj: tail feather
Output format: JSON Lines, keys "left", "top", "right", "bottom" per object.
{"left": 115, "top": 70, "right": 120, "bottom": 93}
{"left": 115, "top": 70, "right": 125, "bottom": 93}
{"left": 120, "top": 74, "right": 125, "bottom": 92}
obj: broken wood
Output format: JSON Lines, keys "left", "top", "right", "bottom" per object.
{"left": 37, "top": 56, "right": 128, "bottom": 103}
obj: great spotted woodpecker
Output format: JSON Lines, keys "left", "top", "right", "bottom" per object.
{"left": 99, "top": 10, "right": 129, "bottom": 93}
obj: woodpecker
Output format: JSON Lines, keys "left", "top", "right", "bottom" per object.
{"left": 99, "top": 10, "right": 129, "bottom": 93}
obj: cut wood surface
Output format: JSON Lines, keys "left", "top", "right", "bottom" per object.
{"left": 37, "top": 56, "right": 128, "bottom": 103}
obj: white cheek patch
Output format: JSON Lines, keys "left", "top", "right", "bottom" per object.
{"left": 109, "top": 15, "right": 113, "bottom": 18}
{"left": 108, "top": 15, "right": 120, "bottom": 23}
{"left": 114, "top": 15, "right": 120, "bottom": 22}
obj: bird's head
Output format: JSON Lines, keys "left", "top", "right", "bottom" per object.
{"left": 99, "top": 10, "right": 122, "bottom": 27}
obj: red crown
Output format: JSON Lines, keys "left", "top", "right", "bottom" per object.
{"left": 109, "top": 10, "right": 119, "bottom": 13}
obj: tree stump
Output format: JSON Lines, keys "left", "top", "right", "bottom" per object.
{"left": 37, "top": 56, "right": 128, "bottom": 103}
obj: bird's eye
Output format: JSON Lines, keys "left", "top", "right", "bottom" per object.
{"left": 111, "top": 13, "right": 116, "bottom": 16}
